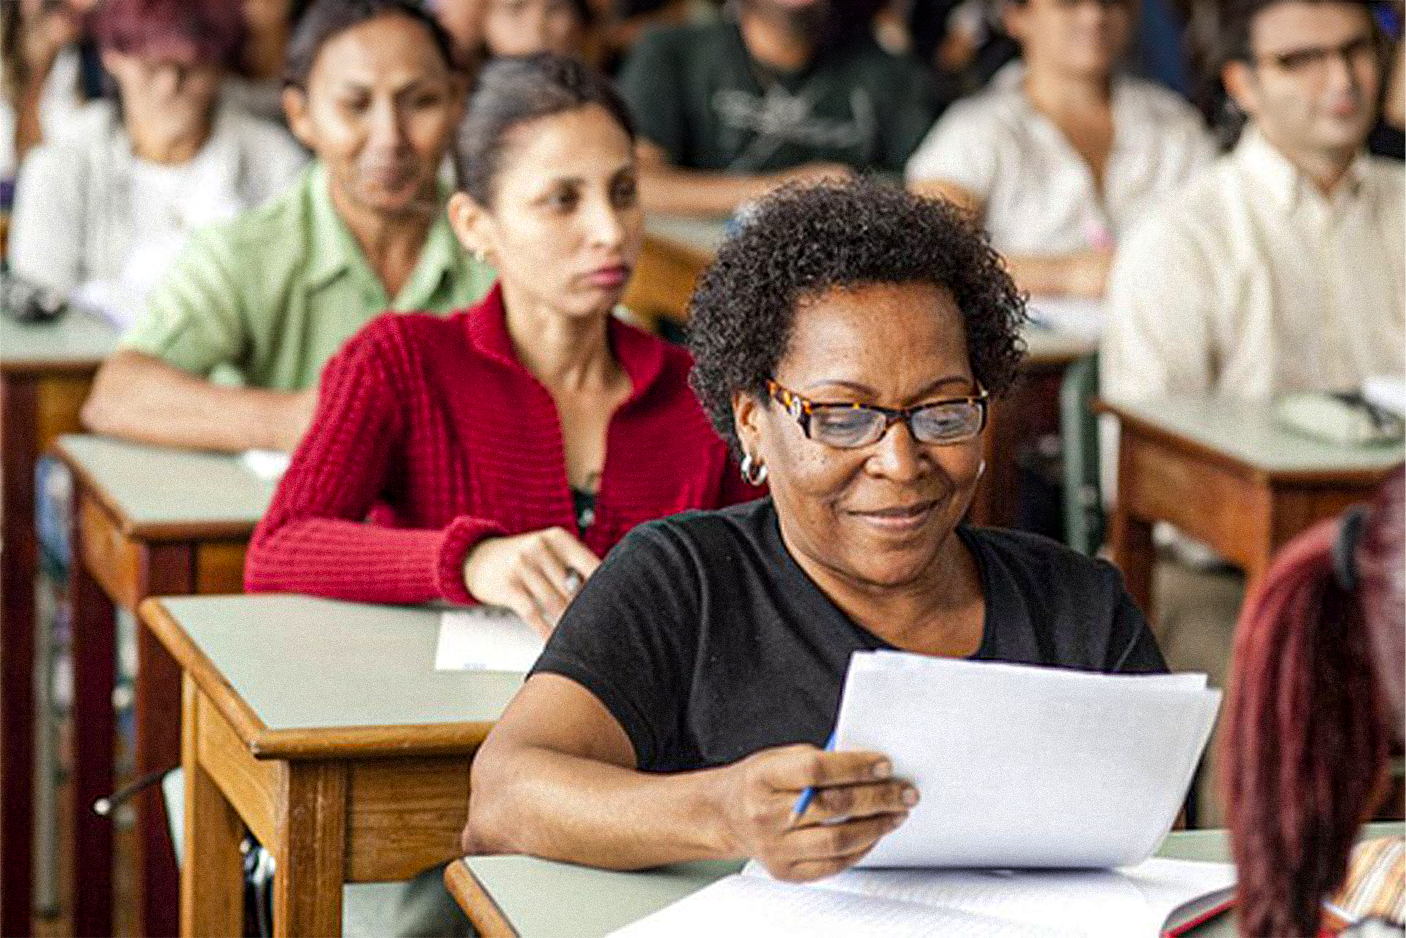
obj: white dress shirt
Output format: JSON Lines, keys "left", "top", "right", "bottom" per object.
{"left": 1102, "top": 124, "right": 1406, "bottom": 402}
{"left": 905, "top": 75, "right": 1215, "bottom": 255}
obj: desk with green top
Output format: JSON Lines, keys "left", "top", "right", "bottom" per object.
{"left": 142, "top": 593, "right": 523, "bottom": 937}
{"left": 622, "top": 214, "right": 1097, "bottom": 530}
{"left": 446, "top": 824, "right": 1405, "bottom": 937}
{"left": 53, "top": 435, "right": 277, "bottom": 937}
{"left": 1100, "top": 396, "right": 1406, "bottom": 618}
{"left": 0, "top": 311, "right": 116, "bottom": 937}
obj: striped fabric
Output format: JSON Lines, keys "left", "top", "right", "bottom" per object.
{"left": 1332, "top": 837, "right": 1405, "bottom": 928}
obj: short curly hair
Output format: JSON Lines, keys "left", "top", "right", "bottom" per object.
{"left": 687, "top": 178, "right": 1028, "bottom": 456}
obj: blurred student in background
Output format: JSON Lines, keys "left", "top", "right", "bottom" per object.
{"left": 80, "top": 0, "right": 494, "bottom": 453}
{"left": 907, "top": 0, "right": 1214, "bottom": 299}
{"left": 8, "top": 0, "right": 306, "bottom": 327}
{"left": 616, "top": 0, "right": 945, "bottom": 216}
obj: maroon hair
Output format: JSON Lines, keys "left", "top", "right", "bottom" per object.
{"left": 95, "top": 0, "right": 246, "bottom": 68}
{"left": 1222, "top": 468, "right": 1405, "bottom": 937}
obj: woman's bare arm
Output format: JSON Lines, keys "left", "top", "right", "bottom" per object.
{"left": 464, "top": 673, "right": 915, "bottom": 881}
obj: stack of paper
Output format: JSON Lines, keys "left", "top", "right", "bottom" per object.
{"left": 434, "top": 608, "right": 542, "bottom": 672}
{"left": 838, "top": 652, "right": 1221, "bottom": 869}
{"left": 612, "top": 858, "right": 1236, "bottom": 937}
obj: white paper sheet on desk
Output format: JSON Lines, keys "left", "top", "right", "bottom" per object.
{"left": 239, "top": 449, "right": 291, "bottom": 481}
{"left": 611, "top": 857, "right": 1235, "bottom": 938}
{"left": 434, "top": 609, "right": 543, "bottom": 672}
{"left": 835, "top": 652, "right": 1221, "bottom": 869}
{"left": 1026, "top": 297, "right": 1105, "bottom": 341}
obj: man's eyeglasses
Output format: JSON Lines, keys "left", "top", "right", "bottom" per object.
{"left": 767, "top": 380, "right": 988, "bottom": 449}
{"left": 1255, "top": 35, "right": 1379, "bottom": 80}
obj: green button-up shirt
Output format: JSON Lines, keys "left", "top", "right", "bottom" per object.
{"left": 121, "top": 160, "right": 496, "bottom": 391}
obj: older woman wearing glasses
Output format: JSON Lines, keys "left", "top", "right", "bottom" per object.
{"left": 461, "top": 179, "right": 1167, "bottom": 882}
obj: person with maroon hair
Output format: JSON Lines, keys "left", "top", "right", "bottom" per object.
{"left": 8, "top": 0, "right": 306, "bottom": 327}
{"left": 1222, "top": 467, "right": 1405, "bottom": 937}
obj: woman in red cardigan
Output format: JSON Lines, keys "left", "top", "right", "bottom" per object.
{"left": 244, "top": 53, "right": 761, "bottom": 632}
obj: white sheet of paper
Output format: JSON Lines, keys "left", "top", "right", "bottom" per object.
{"left": 1026, "top": 297, "right": 1105, "bottom": 341}
{"left": 240, "top": 449, "right": 291, "bottom": 481}
{"left": 835, "top": 653, "right": 1221, "bottom": 869}
{"left": 611, "top": 857, "right": 1234, "bottom": 938}
{"left": 434, "top": 608, "right": 543, "bottom": 672}
{"left": 1364, "top": 375, "right": 1406, "bottom": 418}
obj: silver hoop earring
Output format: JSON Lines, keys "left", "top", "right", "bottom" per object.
{"left": 740, "top": 453, "right": 768, "bottom": 486}
{"left": 977, "top": 459, "right": 987, "bottom": 479}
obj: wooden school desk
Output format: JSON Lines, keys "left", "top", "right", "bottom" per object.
{"left": 620, "top": 215, "right": 725, "bottom": 333}
{"left": 447, "top": 824, "right": 1406, "bottom": 938}
{"left": 1100, "top": 396, "right": 1405, "bottom": 618}
{"left": 53, "top": 435, "right": 277, "bottom": 937}
{"left": 0, "top": 311, "right": 115, "bottom": 937}
{"left": 142, "top": 593, "right": 523, "bottom": 937}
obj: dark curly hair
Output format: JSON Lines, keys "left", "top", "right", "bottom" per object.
{"left": 687, "top": 178, "right": 1027, "bottom": 456}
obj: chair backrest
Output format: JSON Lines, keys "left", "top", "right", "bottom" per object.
{"left": 1060, "top": 351, "right": 1104, "bottom": 555}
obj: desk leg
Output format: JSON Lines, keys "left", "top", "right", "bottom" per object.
{"left": 0, "top": 375, "right": 37, "bottom": 938}
{"left": 136, "top": 544, "right": 192, "bottom": 938}
{"left": 1109, "top": 505, "right": 1155, "bottom": 620}
{"left": 181, "top": 679, "right": 243, "bottom": 938}
{"left": 274, "top": 762, "right": 346, "bottom": 938}
{"left": 68, "top": 502, "right": 115, "bottom": 938}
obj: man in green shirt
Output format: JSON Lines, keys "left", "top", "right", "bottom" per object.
{"left": 617, "top": 0, "right": 946, "bottom": 216}
{"left": 83, "top": 2, "right": 495, "bottom": 453}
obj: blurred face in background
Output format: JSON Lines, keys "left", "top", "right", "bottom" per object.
{"left": 1005, "top": 0, "right": 1133, "bottom": 80}
{"left": 482, "top": 0, "right": 585, "bottom": 57}
{"left": 1225, "top": 1, "right": 1380, "bottom": 164}
{"left": 102, "top": 41, "right": 222, "bottom": 159}
{"left": 285, "top": 12, "right": 464, "bottom": 220}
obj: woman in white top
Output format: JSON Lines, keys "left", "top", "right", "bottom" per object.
{"left": 8, "top": 0, "right": 306, "bottom": 328}
{"left": 0, "top": 0, "right": 97, "bottom": 179}
{"left": 906, "top": 0, "right": 1214, "bottom": 299}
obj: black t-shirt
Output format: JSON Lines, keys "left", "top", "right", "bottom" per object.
{"left": 532, "top": 498, "right": 1166, "bottom": 773}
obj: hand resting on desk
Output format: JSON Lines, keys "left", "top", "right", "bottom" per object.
{"left": 463, "top": 527, "right": 601, "bottom": 637}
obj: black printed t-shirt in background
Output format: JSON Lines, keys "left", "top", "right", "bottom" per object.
{"left": 531, "top": 498, "right": 1167, "bottom": 773}
{"left": 615, "top": 21, "right": 945, "bottom": 174}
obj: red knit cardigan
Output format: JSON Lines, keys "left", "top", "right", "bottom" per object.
{"left": 244, "top": 287, "right": 761, "bottom": 604}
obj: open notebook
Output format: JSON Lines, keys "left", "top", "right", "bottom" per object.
{"left": 611, "top": 858, "right": 1236, "bottom": 938}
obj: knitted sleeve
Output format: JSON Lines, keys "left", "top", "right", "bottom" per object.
{"left": 243, "top": 317, "right": 504, "bottom": 604}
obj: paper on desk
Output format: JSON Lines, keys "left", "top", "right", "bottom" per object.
{"left": 434, "top": 608, "right": 543, "bottom": 672}
{"left": 611, "top": 857, "right": 1235, "bottom": 938}
{"left": 1026, "top": 297, "right": 1105, "bottom": 341}
{"left": 1364, "top": 375, "right": 1406, "bottom": 418}
{"left": 240, "top": 449, "right": 291, "bottom": 481}
{"left": 836, "top": 652, "right": 1220, "bottom": 869}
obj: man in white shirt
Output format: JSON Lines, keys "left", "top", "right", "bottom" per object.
{"left": 1099, "top": 0, "right": 1403, "bottom": 827}
{"left": 1103, "top": 0, "right": 1404, "bottom": 401}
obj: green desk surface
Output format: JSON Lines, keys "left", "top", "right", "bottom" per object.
{"left": 1104, "top": 396, "right": 1406, "bottom": 476}
{"left": 0, "top": 310, "right": 117, "bottom": 372}
{"left": 56, "top": 434, "right": 276, "bottom": 535}
{"left": 157, "top": 594, "right": 523, "bottom": 735}
{"left": 461, "top": 823, "right": 1404, "bottom": 937}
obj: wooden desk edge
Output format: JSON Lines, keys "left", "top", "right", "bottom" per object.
{"left": 141, "top": 597, "right": 497, "bottom": 761}
{"left": 1095, "top": 398, "right": 1404, "bottom": 485}
{"left": 54, "top": 436, "right": 263, "bottom": 541}
{"left": 0, "top": 357, "right": 106, "bottom": 377}
{"left": 446, "top": 859, "right": 519, "bottom": 938}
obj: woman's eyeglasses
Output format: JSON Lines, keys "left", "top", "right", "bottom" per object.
{"left": 766, "top": 380, "right": 988, "bottom": 449}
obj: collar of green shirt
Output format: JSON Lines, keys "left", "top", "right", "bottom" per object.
{"left": 303, "top": 160, "right": 468, "bottom": 310}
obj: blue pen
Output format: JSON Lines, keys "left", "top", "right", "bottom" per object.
{"left": 790, "top": 731, "right": 836, "bottom": 821}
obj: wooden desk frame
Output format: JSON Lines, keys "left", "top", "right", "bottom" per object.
{"left": 59, "top": 445, "right": 254, "bottom": 938}
{"left": 1105, "top": 404, "right": 1400, "bottom": 617}
{"left": 0, "top": 359, "right": 98, "bottom": 937}
{"left": 143, "top": 599, "right": 492, "bottom": 938}
{"left": 445, "top": 862, "right": 517, "bottom": 938}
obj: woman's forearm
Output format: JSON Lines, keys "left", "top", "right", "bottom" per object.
{"left": 465, "top": 742, "right": 740, "bottom": 868}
